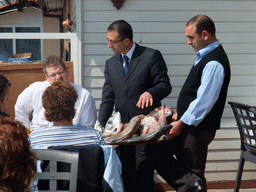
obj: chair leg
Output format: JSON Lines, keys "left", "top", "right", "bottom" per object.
{"left": 234, "top": 155, "right": 245, "bottom": 192}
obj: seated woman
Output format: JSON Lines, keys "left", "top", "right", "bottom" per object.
{"left": 0, "top": 73, "right": 11, "bottom": 117}
{"left": 0, "top": 117, "right": 37, "bottom": 192}
{"left": 30, "top": 80, "right": 106, "bottom": 149}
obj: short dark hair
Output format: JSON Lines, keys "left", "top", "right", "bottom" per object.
{"left": 186, "top": 15, "right": 216, "bottom": 37}
{"left": 0, "top": 73, "right": 11, "bottom": 103}
{"left": 42, "top": 81, "right": 78, "bottom": 122}
{"left": 43, "top": 55, "right": 67, "bottom": 75}
{"left": 108, "top": 20, "right": 133, "bottom": 41}
{"left": 0, "top": 117, "right": 37, "bottom": 192}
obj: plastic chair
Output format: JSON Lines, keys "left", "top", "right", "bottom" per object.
{"left": 228, "top": 101, "right": 256, "bottom": 192}
{"left": 34, "top": 149, "right": 79, "bottom": 192}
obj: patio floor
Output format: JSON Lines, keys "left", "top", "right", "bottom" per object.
{"left": 154, "top": 179, "right": 256, "bottom": 191}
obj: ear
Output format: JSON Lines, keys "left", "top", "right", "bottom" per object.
{"left": 45, "top": 74, "right": 48, "bottom": 80}
{"left": 124, "top": 38, "right": 131, "bottom": 45}
{"left": 201, "top": 30, "right": 209, "bottom": 41}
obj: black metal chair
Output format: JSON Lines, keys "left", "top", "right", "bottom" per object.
{"left": 228, "top": 101, "right": 256, "bottom": 192}
{"left": 34, "top": 149, "right": 79, "bottom": 192}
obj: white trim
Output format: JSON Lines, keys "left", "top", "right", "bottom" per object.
{"left": 40, "top": 13, "right": 43, "bottom": 62}
{"left": 13, "top": 27, "right": 16, "bottom": 54}
{"left": 75, "top": 0, "right": 83, "bottom": 87}
{"left": 1, "top": 32, "right": 81, "bottom": 85}
{"left": 0, "top": 33, "right": 76, "bottom": 39}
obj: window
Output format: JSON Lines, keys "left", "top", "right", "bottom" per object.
{"left": 0, "top": 27, "right": 41, "bottom": 61}
{"left": 0, "top": 27, "right": 13, "bottom": 57}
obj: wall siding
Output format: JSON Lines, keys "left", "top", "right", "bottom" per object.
{"left": 81, "top": 0, "right": 256, "bottom": 182}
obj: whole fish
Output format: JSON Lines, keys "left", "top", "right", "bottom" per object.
{"left": 118, "top": 124, "right": 173, "bottom": 144}
{"left": 104, "top": 115, "right": 144, "bottom": 143}
{"left": 94, "top": 111, "right": 121, "bottom": 134}
{"left": 102, "top": 106, "right": 174, "bottom": 144}
{"left": 141, "top": 105, "right": 173, "bottom": 134}
{"left": 104, "top": 111, "right": 121, "bottom": 134}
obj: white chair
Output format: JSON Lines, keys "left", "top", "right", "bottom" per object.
{"left": 34, "top": 149, "right": 79, "bottom": 192}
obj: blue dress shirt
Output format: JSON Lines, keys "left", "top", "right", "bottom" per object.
{"left": 181, "top": 40, "right": 225, "bottom": 126}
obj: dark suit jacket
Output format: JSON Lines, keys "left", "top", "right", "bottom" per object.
{"left": 99, "top": 44, "right": 172, "bottom": 126}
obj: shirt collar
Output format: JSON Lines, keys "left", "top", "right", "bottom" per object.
{"left": 121, "top": 42, "right": 136, "bottom": 60}
{"left": 195, "top": 40, "right": 220, "bottom": 65}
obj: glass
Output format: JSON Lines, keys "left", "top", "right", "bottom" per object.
{"left": 16, "top": 27, "right": 41, "bottom": 61}
{"left": 47, "top": 70, "right": 65, "bottom": 79}
{"left": 0, "top": 27, "right": 41, "bottom": 61}
{"left": 0, "top": 27, "right": 13, "bottom": 58}
{"left": 106, "top": 37, "right": 126, "bottom": 44}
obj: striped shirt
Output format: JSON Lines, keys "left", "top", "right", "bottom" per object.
{"left": 30, "top": 125, "right": 106, "bottom": 149}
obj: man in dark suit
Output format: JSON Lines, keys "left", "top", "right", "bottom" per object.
{"left": 99, "top": 20, "right": 172, "bottom": 192}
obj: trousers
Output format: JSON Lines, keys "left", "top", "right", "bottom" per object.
{"left": 117, "top": 145, "right": 154, "bottom": 192}
{"left": 146, "top": 127, "right": 216, "bottom": 191}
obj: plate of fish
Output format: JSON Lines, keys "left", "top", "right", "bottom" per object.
{"left": 96, "top": 106, "right": 174, "bottom": 145}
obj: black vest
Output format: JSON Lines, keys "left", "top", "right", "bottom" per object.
{"left": 177, "top": 44, "right": 230, "bottom": 130}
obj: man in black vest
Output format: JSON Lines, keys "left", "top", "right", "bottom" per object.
{"left": 147, "top": 15, "right": 230, "bottom": 191}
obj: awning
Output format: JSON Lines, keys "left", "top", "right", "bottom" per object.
{"left": 0, "top": 0, "right": 64, "bottom": 15}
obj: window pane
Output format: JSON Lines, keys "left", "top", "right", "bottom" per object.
{"left": 16, "top": 27, "right": 41, "bottom": 61}
{"left": 0, "top": 27, "right": 13, "bottom": 60}
{"left": 0, "top": 27, "right": 12, "bottom": 33}
{"left": 16, "top": 39, "right": 41, "bottom": 61}
{"left": 15, "top": 27, "right": 40, "bottom": 33}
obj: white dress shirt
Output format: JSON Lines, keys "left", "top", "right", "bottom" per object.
{"left": 15, "top": 80, "right": 97, "bottom": 128}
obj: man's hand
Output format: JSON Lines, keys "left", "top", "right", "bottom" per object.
{"left": 136, "top": 92, "right": 153, "bottom": 109}
{"left": 169, "top": 119, "right": 185, "bottom": 140}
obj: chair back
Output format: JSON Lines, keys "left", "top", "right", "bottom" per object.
{"left": 228, "top": 101, "right": 256, "bottom": 152}
{"left": 34, "top": 149, "right": 79, "bottom": 192}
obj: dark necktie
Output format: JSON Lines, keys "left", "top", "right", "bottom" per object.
{"left": 123, "top": 55, "right": 129, "bottom": 76}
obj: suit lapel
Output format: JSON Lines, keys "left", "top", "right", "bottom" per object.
{"left": 126, "top": 56, "right": 140, "bottom": 80}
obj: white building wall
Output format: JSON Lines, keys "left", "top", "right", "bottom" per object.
{"left": 81, "top": 0, "right": 256, "bottom": 182}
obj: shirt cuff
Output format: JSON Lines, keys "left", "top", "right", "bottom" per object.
{"left": 180, "top": 112, "right": 198, "bottom": 126}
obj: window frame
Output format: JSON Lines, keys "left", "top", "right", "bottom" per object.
{"left": 0, "top": 26, "right": 43, "bottom": 60}
{"left": 0, "top": 32, "right": 81, "bottom": 85}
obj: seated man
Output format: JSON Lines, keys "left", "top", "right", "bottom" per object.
{"left": 15, "top": 55, "right": 96, "bottom": 129}
{"left": 30, "top": 80, "right": 106, "bottom": 148}
{"left": 0, "top": 117, "right": 37, "bottom": 192}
